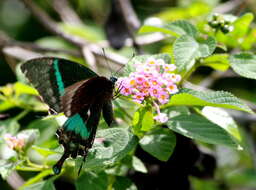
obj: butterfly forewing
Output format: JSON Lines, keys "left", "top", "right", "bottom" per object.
{"left": 21, "top": 57, "right": 98, "bottom": 113}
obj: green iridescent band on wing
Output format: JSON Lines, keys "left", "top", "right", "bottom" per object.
{"left": 63, "top": 113, "right": 90, "bottom": 139}
{"left": 53, "top": 59, "right": 65, "bottom": 96}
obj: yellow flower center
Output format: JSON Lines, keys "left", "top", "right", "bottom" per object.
{"left": 130, "top": 79, "right": 136, "bottom": 86}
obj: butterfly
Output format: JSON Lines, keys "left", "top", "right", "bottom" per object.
{"left": 21, "top": 57, "right": 117, "bottom": 175}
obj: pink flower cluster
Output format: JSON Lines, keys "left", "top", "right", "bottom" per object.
{"left": 117, "top": 57, "right": 181, "bottom": 123}
{"left": 4, "top": 133, "right": 26, "bottom": 150}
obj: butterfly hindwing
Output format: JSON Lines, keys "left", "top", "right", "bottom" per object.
{"left": 102, "top": 100, "right": 114, "bottom": 126}
{"left": 53, "top": 104, "right": 103, "bottom": 175}
{"left": 61, "top": 76, "right": 115, "bottom": 117}
{"left": 21, "top": 57, "right": 98, "bottom": 113}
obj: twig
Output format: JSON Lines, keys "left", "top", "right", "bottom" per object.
{"left": 198, "top": 70, "right": 237, "bottom": 88}
{"left": 1, "top": 30, "right": 128, "bottom": 71}
{"left": 116, "top": 0, "right": 142, "bottom": 53}
{"left": 135, "top": 32, "right": 167, "bottom": 46}
{"left": 97, "top": 32, "right": 168, "bottom": 48}
{"left": 20, "top": 0, "right": 87, "bottom": 47}
{"left": 52, "top": 0, "right": 83, "bottom": 25}
{"left": 116, "top": 0, "right": 140, "bottom": 31}
{"left": 20, "top": 0, "right": 97, "bottom": 68}
{"left": 0, "top": 30, "right": 80, "bottom": 57}
{"left": 51, "top": 0, "right": 97, "bottom": 70}
{"left": 3, "top": 46, "right": 41, "bottom": 61}
{"left": 14, "top": 41, "right": 81, "bottom": 57}
{"left": 19, "top": 0, "right": 128, "bottom": 66}
{"left": 214, "top": 0, "right": 244, "bottom": 13}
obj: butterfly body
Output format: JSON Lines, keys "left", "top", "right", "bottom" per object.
{"left": 21, "top": 57, "right": 116, "bottom": 174}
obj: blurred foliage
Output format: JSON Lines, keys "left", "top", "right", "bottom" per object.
{"left": 1, "top": 0, "right": 256, "bottom": 190}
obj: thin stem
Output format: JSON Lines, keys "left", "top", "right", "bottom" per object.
{"left": 26, "top": 158, "right": 46, "bottom": 169}
{"left": 14, "top": 110, "right": 30, "bottom": 121}
{"left": 152, "top": 100, "right": 161, "bottom": 115}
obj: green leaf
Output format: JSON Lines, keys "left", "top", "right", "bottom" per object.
{"left": 76, "top": 128, "right": 138, "bottom": 171}
{"left": 164, "top": 105, "right": 190, "bottom": 115}
{"left": 113, "top": 176, "right": 138, "bottom": 190}
{"left": 191, "top": 176, "right": 219, "bottom": 190}
{"left": 27, "top": 117, "right": 59, "bottom": 145}
{"left": 23, "top": 180, "right": 55, "bottom": 190}
{"left": 141, "top": 111, "right": 154, "bottom": 131}
{"left": 173, "top": 35, "right": 216, "bottom": 73}
{"left": 32, "top": 146, "right": 57, "bottom": 157}
{"left": 132, "top": 156, "right": 147, "bottom": 173}
{"left": 201, "top": 107, "right": 242, "bottom": 142}
{"left": 242, "top": 28, "right": 256, "bottom": 50}
{"left": 226, "top": 169, "right": 256, "bottom": 187}
{"left": 231, "top": 13, "right": 253, "bottom": 36}
{"left": 139, "top": 128, "right": 176, "bottom": 161}
{"left": 75, "top": 172, "right": 108, "bottom": 190}
{"left": 0, "top": 160, "right": 20, "bottom": 179}
{"left": 14, "top": 82, "right": 38, "bottom": 96}
{"left": 132, "top": 106, "right": 154, "bottom": 135}
{"left": 19, "top": 170, "right": 54, "bottom": 190}
{"left": 156, "top": 2, "right": 211, "bottom": 21}
{"left": 0, "top": 101, "right": 15, "bottom": 111}
{"left": 60, "top": 23, "right": 104, "bottom": 42}
{"left": 0, "top": 119, "right": 20, "bottom": 139}
{"left": 168, "top": 88, "right": 253, "bottom": 113}
{"left": 216, "top": 13, "right": 254, "bottom": 48}
{"left": 202, "top": 54, "right": 229, "bottom": 71}
{"left": 167, "top": 114, "right": 238, "bottom": 148}
{"left": 124, "top": 54, "right": 171, "bottom": 76}
{"left": 139, "top": 20, "right": 197, "bottom": 37}
{"left": 36, "top": 36, "right": 73, "bottom": 49}
{"left": 229, "top": 52, "right": 256, "bottom": 80}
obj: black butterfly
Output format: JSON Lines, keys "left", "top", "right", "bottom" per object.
{"left": 21, "top": 57, "right": 117, "bottom": 175}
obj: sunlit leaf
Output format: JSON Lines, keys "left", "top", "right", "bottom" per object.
{"left": 139, "top": 20, "right": 197, "bottom": 37}
{"left": 201, "top": 107, "right": 242, "bottom": 142}
{"left": 202, "top": 54, "right": 229, "bottom": 71}
{"left": 229, "top": 52, "right": 256, "bottom": 80}
{"left": 168, "top": 88, "right": 253, "bottom": 113}
{"left": 14, "top": 82, "right": 38, "bottom": 96}
{"left": 141, "top": 111, "right": 154, "bottom": 131}
{"left": 173, "top": 35, "right": 216, "bottom": 73}
{"left": 132, "top": 156, "right": 147, "bottom": 173}
{"left": 156, "top": 2, "right": 211, "bottom": 21}
{"left": 167, "top": 114, "right": 238, "bottom": 148}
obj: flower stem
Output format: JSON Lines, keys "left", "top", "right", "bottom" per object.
{"left": 14, "top": 110, "right": 30, "bottom": 121}
{"left": 152, "top": 100, "right": 161, "bottom": 115}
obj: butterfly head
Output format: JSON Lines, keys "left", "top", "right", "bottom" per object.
{"left": 110, "top": 76, "right": 118, "bottom": 84}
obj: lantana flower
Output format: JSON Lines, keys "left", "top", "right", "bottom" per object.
{"left": 117, "top": 57, "right": 181, "bottom": 123}
{"left": 4, "top": 133, "right": 26, "bottom": 151}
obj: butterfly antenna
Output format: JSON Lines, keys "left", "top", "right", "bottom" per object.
{"left": 113, "top": 52, "right": 135, "bottom": 76}
{"left": 102, "top": 48, "right": 114, "bottom": 77}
